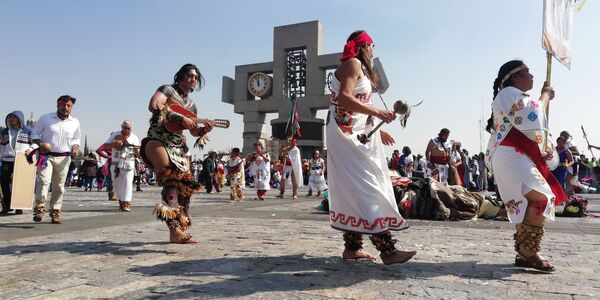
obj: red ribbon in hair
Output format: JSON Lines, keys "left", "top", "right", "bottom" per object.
{"left": 340, "top": 32, "right": 374, "bottom": 62}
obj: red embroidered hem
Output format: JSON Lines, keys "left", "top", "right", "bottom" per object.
{"left": 329, "top": 210, "right": 405, "bottom": 231}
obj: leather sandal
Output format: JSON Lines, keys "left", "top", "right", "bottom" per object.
{"left": 515, "top": 253, "right": 556, "bottom": 272}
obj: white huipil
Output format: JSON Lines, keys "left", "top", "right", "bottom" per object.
{"left": 308, "top": 158, "right": 327, "bottom": 192}
{"left": 249, "top": 152, "right": 271, "bottom": 191}
{"left": 326, "top": 74, "right": 408, "bottom": 234}
{"left": 486, "top": 87, "right": 556, "bottom": 224}
{"left": 106, "top": 131, "right": 140, "bottom": 202}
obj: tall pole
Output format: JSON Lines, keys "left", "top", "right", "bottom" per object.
{"left": 543, "top": 52, "right": 552, "bottom": 151}
{"left": 479, "top": 97, "right": 484, "bottom": 153}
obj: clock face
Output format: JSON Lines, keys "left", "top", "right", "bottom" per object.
{"left": 248, "top": 72, "right": 272, "bottom": 98}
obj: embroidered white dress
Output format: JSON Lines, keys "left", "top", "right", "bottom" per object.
{"left": 308, "top": 158, "right": 327, "bottom": 191}
{"left": 249, "top": 153, "right": 271, "bottom": 191}
{"left": 106, "top": 131, "right": 140, "bottom": 203}
{"left": 326, "top": 74, "right": 408, "bottom": 234}
{"left": 485, "top": 87, "right": 556, "bottom": 224}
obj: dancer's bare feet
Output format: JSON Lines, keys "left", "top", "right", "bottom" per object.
{"left": 342, "top": 249, "right": 377, "bottom": 260}
{"left": 380, "top": 250, "right": 417, "bottom": 265}
{"left": 169, "top": 228, "right": 198, "bottom": 244}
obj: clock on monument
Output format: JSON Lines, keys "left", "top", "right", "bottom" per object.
{"left": 247, "top": 72, "right": 272, "bottom": 98}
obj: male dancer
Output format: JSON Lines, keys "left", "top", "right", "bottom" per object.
{"left": 425, "top": 128, "right": 451, "bottom": 184}
{"left": 140, "top": 64, "right": 212, "bottom": 243}
{"left": 277, "top": 137, "right": 302, "bottom": 199}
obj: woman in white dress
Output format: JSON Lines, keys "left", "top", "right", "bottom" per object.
{"left": 246, "top": 140, "right": 270, "bottom": 201}
{"left": 326, "top": 30, "right": 416, "bottom": 265}
{"left": 485, "top": 60, "right": 568, "bottom": 272}
{"left": 306, "top": 150, "right": 327, "bottom": 196}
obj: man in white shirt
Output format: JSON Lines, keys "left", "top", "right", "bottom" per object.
{"left": 102, "top": 120, "right": 140, "bottom": 212}
{"left": 28, "top": 95, "right": 81, "bottom": 224}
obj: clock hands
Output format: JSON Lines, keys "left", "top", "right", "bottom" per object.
{"left": 248, "top": 72, "right": 271, "bottom": 97}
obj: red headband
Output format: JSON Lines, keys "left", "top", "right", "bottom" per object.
{"left": 340, "top": 32, "right": 374, "bottom": 62}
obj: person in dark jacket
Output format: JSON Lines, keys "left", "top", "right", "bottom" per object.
{"left": 202, "top": 150, "right": 219, "bottom": 193}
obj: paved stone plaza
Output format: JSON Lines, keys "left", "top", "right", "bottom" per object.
{"left": 1, "top": 185, "right": 599, "bottom": 299}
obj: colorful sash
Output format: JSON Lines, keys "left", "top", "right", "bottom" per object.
{"left": 500, "top": 128, "right": 568, "bottom": 205}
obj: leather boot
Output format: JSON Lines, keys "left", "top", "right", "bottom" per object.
{"left": 50, "top": 209, "right": 62, "bottom": 224}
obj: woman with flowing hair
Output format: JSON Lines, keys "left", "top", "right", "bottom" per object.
{"left": 141, "top": 63, "right": 213, "bottom": 244}
{"left": 326, "top": 30, "right": 416, "bottom": 265}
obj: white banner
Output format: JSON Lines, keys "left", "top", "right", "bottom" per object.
{"left": 542, "top": 0, "right": 584, "bottom": 69}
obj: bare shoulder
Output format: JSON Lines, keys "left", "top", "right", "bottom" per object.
{"left": 426, "top": 139, "right": 435, "bottom": 148}
{"left": 337, "top": 58, "right": 362, "bottom": 78}
{"left": 149, "top": 90, "right": 168, "bottom": 111}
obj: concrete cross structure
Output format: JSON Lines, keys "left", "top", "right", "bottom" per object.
{"left": 222, "top": 20, "right": 388, "bottom": 157}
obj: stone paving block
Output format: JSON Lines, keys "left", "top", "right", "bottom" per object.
{"left": 528, "top": 282, "right": 596, "bottom": 297}
{"left": 290, "top": 288, "right": 378, "bottom": 300}
{"left": 20, "top": 277, "right": 88, "bottom": 294}
{"left": 507, "top": 289, "right": 576, "bottom": 300}
{"left": 419, "top": 286, "right": 470, "bottom": 299}
{"left": 3, "top": 287, "right": 51, "bottom": 300}
{"left": 27, "top": 284, "right": 106, "bottom": 300}
{"left": 573, "top": 295, "right": 600, "bottom": 300}
{"left": 1, "top": 188, "right": 599, "bottom": 299}
{"left": 104, "top": 279, "right": 160, "bottom": 298}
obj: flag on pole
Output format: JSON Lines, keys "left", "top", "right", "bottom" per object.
{"left": 542, "top": 0, "right": 585, "bottom": 69}
{"left": 284, "top": 95, "right": 301, "bottom": 138}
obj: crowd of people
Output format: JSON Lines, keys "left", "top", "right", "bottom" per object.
{"left": 387, "top": 128, "right": 600, "bottom": 201}
{"left": 0, "top": 103, "right": 153, "bottom": 218}
{"left": 1, "top": 30, "right": 598, "bottom": 271}
{"left": 187, "top": 138, "right": 328, "bottom": 202}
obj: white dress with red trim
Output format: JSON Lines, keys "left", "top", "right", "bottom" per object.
{"left": 308, "top": 158, "right": 327, "bottom": 191}
{"left": 486, "top": 86, "right": 557, "bottom": 224}
{"left": 325, "top": 74, "right": 408, "bottom": 234}
{"left": 249, "top": 152, "right": 271, "bottom": 191}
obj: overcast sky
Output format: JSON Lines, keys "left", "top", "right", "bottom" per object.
{"left": 1, "top": 0, "right": 598, "bottom": 158}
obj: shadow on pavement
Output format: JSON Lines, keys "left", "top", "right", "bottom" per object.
{"left": 0, "top": 223, "right": 36, "bottom": 229}
{"left": 0, "top": 241, "right": 176, "bottom": 256}
{"left": 129, "top": 254, "right": 526, "bottom": 298}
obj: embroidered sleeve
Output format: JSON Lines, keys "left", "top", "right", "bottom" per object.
{"left": 512, "top": 96, "right": 544, "bottom": 133}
